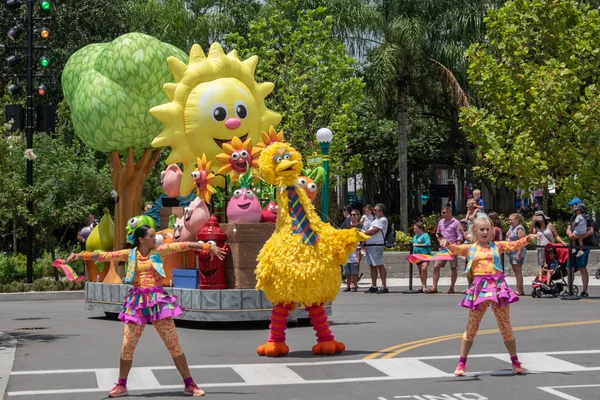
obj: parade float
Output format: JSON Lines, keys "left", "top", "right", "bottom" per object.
{"left": 62, "top": 33, "right": 333, "bottom": 323}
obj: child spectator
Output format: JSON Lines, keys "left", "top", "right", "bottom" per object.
{"left": 571, "top": 204, "right": 587, "bottom": 257}
{"left": 536, "top": 247, "right": 559, "bottom": 286}
{"left": 412, "top": 222, "right": 432, "bottom": 293}
{"left": 473, "top": 189, "right": 484, "bottom": 210}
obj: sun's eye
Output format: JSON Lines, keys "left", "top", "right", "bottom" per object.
{"left": 308, "top": 183, "right": 317, "bottom": 192}
{"left": 297, "top": 178, "right": 307, "bottom": 188}
{"left": 128, "top": 218, "right": 138, "bottom": 228}
{"left": 239, "top": 150, "right": 249, "bottom": 159}
{"left": 191, "top": 171, "right": 200, "bottom": 179}
{"left": 233, "top": 189, "right": 242, "bottom": 198}
{"left": 231, "top": 152, "right": 240, "bottom": 161}
{"left": 275, "top": 156, "right": 282, "bottom": 164}
{"left": 245, "top": 189, "right": 254, "bottom": 198}
{"left": 234, "top": 101, "right": 248, "bottom": 119}
{"left": 211, "top": 103, "right": 228, "bottom": 122}
{"left": 283, "top": 153, "right": 291, "bottom": 160}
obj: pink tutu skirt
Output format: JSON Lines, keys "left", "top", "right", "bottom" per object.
{"left": 118, "top": 286, "right": 183, "bottom": 325}
{"left": 459, "top": 273, "right": 519, "bottom": 310}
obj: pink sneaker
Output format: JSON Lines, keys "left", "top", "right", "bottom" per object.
{"left": 108, "top": 384, "right": 128, "bottom": 398}
{"left": 184, "top": 382, "right": 205, "bottom": 397}
{"left": 454, "top": 362, "right": 466, "bottom": 376}
{"left": 512, "top": 360, "right": 524, "bottom": 374}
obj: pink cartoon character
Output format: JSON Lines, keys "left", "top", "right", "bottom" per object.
{"left": 161, "top": 164, "right": 183, "bottom": 197}
{"left": 180, "top": 197, "right": 210, "bottom": 241}
{"left": 227, "top": 169, "right": 262, "bottom": 223}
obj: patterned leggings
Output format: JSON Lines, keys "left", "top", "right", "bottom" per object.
{"left": 463, "top": 301, "right": 514, "bottom": 342}
{"left": 121, "top": 317, "right": 183, "bottom": 360}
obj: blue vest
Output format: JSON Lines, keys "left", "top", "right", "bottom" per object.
{"left": 123, "top": 248, "right": 165, "bottom": 284}
{"left": 465, "top": 242, "right": 502, "bottom": 275}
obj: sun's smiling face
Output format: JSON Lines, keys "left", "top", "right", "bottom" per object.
{"left": 185, "top": 78, "right": 261, "bottom": 162}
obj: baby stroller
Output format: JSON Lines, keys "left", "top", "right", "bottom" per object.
{"left": 531, "top": 243, "right": 578, "bottom": 298}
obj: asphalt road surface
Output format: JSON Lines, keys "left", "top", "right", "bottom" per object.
{"left": 2, "top": 285, "right": 600, "bottom": 400}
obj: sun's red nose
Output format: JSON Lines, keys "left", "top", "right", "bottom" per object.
{"left": 225, "top": 118, "right": 241, "bottom": 130}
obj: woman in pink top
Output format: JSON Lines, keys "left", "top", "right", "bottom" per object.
{"left": 440, "top": 215, "right": 536, "bottom": 377}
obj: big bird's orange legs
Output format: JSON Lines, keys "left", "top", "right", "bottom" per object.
{"left": 256, "top": 303, "right": 294, "bottom": 357}
{"left": 306, "top": 304, "right": 345, "bottom": 355}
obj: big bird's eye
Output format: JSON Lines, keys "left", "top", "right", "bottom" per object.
{"left": 297, "top": 178, "right": 307, "bottom": 188}
{"left": 191, "top": 171, "right": 200, "bottom": 179}
{"left": 128, "top": 217, "right": 138, "bottom": 228}
{"left": 245, "top": 189, "right": 254, "bottom": 198}
{"left": 239, "top": 150, "right": 249, "bottom": 159}
{"left": 275, "top": 156, "right": 282, "bottom": 164}
{"left": 234, "top": 101, "right": 248, "bottom": 119}
{"left": 211, "top": 103, "right": 228, "bottom": 122}
{"left": 308, "top": 183, "right": 317, "bottom": 193}
{"left": 231, "top": 152, "right": 240, "bottom": 161}
{"left": 283, "top": 153, "right": 291, "bottom": 160}
{"left": 233, "top": 189, "right": 242, "bottom": 198}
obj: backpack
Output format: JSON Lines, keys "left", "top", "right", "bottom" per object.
{"left": 383, "top": 220, "right": 397, "bottom": 246}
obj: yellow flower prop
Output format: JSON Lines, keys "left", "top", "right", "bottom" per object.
{"left": 215, "top": 136, "right": 262, "bottom": 178}
{"left": 150, "top": 43, "right": 281, "bottom": 196}
{"left": 255, "top": 133, "right": 369, "bottom": 306}
{"left": 257, "top": 126, "right": 285, "bottom": 149}
{"left": 192, "top": 154, "right": 215, "bottom": 204}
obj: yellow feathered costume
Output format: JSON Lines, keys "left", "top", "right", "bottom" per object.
{"left": 255, "top": 128, "right": 368, "bottom": 357}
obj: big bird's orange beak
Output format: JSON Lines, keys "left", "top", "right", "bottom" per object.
{"left": 276, "top": 160, "right": 298, "bottom": 175}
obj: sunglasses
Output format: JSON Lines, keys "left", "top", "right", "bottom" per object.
{"left": 351, "top": 213, "right": 358, "bottom": 216}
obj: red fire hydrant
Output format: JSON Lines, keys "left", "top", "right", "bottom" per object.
{"left": 196, "top": 215, "right": 229, "bottom": 289}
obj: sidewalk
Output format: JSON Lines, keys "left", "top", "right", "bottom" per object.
{"left": 356, "top": 276, "right": 600, "bottom": 288}
{"left": 0, "top": 332, "right": 16, "bottom": 399}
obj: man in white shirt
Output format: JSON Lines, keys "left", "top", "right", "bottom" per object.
{"left": 363, "top": 203, "right": 389, "bottom": 294}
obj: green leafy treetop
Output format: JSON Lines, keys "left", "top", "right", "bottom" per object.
{"left": 62, "top": 33, "right": 188, "bottom": 256}
{"left": 460, "top": 0, "right": 600, "bottom": 208}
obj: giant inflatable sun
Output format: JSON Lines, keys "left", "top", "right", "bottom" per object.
{"left": 150, "top": 42, "right": 281, "bottom": 195}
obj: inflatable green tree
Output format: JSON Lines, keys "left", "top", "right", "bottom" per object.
{"left": 63, "top": 33, "right": 188, "bottom": 249}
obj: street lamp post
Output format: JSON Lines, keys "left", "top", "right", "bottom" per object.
{"left": 316, "top": 128, "right": 333, "bottom": 222}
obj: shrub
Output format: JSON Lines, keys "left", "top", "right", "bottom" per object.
{"left": 386, "top": 231, "right": 412, "bottom": 251}
{"left": 32, "top": 278, "right": 60, "bottom": 292}
{"left": 0, "top": 253, "right": 27, "bottom": 284}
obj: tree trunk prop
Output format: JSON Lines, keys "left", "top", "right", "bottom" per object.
{"left": 103, "top": 148, "right": 161, "bottom": 284}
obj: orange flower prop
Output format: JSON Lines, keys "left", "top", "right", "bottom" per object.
{"left": 192, "top": 154, "right": 216, "bottom": 203}
{"left": 257, "top": 126, "right": 285, "bottom": 149}
{"left": 216, "top": 136, "right": 261, "bottom": 177}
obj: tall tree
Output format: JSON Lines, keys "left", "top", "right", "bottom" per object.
{"left": 461, "top": 0, "right": 600, "bottom": 210}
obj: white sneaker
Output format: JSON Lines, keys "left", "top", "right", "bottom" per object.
{"left": 576, "top": 250, "right": 585, "bottom": 257}
{"left": 571, "top": 248, "right": 577, "bottom": 254}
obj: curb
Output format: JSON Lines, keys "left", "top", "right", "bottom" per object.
{"left": 0, "top": 332, "right": 16, "bottom": 399}
{"left": 0, "top": 290, "right": 84, "bottom": 302}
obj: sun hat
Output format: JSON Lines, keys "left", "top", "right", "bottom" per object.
{"left": 534, "top": 210, "right": 549, "bottom": 221}
{"left": 568, "top": 197, "right": 583, "bottom": 206}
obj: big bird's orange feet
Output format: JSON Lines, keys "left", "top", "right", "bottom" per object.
{"left": 256, "top": 342, "right": 290, "bottom": 357}
{"left": 312, "top": 340, "right": 345, "bottom": 355}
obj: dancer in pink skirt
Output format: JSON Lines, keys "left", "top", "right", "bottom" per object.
{"left": 440, "top": 215, "right": 536, "bottom": 376}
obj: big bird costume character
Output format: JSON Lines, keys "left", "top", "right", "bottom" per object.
{"left": 255, "top": 129, "right": 369, "bottom": 357}
{"left": 150, "top": 43, "right": 281, "bottom": 196}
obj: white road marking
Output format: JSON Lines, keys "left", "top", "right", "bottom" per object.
{"left": 7, "top": 350, "right": 600, "bottom": 397}
{"left": 538, "top": 384, "right": 600, "bottom": 400}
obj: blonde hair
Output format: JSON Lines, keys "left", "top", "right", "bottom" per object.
{"left": 509, "top": 213, "right": 524, "bottom": 224}
{"left": 473, "top": 189, "right": 481, "bottom": 196}
{"left": 471, "top": 215, "right": 493, "bottom": 242}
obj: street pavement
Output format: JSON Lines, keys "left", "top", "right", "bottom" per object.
{"left": 2, "top": 279, "right": 600, "bottom": 400}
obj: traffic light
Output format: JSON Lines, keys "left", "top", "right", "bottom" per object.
{"left": 36, "top": 83, "right": 49, "bottom": 96}
{"left": 8, "top": 26, "right": 22, "bottom": 41}
{"left": 5, "top": 105, "right": 25, "bottom": 131}
{"left": 5, "top": 0, "right": 22, "bottom": 10}
{"left": 39, "top": 26, "right": 49, "bottom": 39}
{"left": 38, "top": 0, "right": 50, "bottom": 11}
{"left": 39, "top": 55, "right": 49, "bottom": 68}
{"left": 7, "top": 83, "right": 20, "bottom": 96}
{"left": 6, "top": 54, "right": 20, "bottom": 67}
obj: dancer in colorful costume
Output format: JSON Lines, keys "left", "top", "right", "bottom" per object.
{"left": 439, "top": 214, "right": 536, "bottom": 376}
{"left": 68, "top": 225, "right": 225, "bottom": 397}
